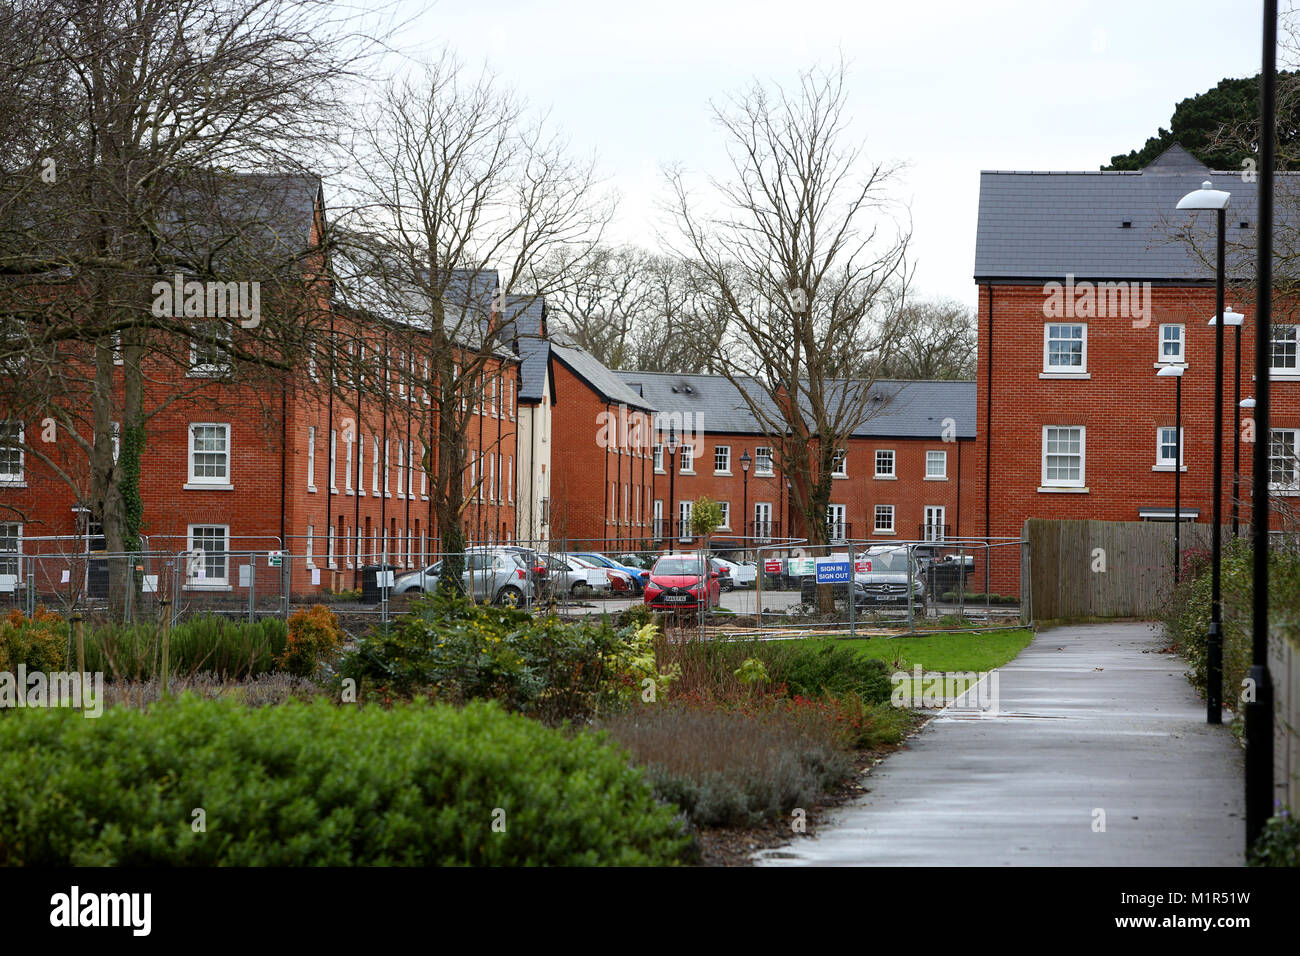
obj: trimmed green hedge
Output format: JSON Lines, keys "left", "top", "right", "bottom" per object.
{"left": 0, "top": 695, "right": 694, "bottom": 866}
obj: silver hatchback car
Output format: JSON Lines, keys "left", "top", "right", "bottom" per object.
{"left": 393, "top": 549, "right": 534, "bottom": 607}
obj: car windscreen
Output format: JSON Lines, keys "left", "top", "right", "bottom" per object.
{"left": 863, "top": 550, "right": 912, "bottom": 572}
{"left": 655, "top": 557, "right": 709, "bottom": 576}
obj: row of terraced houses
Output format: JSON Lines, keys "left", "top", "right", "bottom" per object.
{"left": 3, "top": 144, "right": 1299, "bottom": 598}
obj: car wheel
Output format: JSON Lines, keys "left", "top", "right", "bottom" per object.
{"left": 496, "top": 586, "right": 523, "bottom": 608}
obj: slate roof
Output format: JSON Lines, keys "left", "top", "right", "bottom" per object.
{"left": 515, "top": 335, "right": 551, "bottom": 402}
{"left": 550, "top": 342, "right": 655, "bottom": 411}
{"left": 616, "top": 370, "right": 976, "bottom": 439}
{"left": 973, "top": 144, "right": 1300, "bottom": 282}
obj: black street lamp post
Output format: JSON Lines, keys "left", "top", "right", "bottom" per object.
{"left": 740, "top": 450, "right": 751, "bottom": 554}
{"left": 1178, "top": 180, "right": 1231, "bottom": 725}
{"left": 1246, "top": 0, "right": 1277, "bottom": 849}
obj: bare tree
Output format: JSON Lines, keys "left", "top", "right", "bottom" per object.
{"left": 541, "top": 244, "right": 721, "bottom": 373}
{"left": 0, "top": 0, "right": 384, "bottom": 605}
{"left": 341, "top": 50, "right": 610, "bottom": 589}
{"left": 666, "top": 61, "right": 911, "bottom": 585}
{"left": 872, "top": 297, "right": 977, "bottom": 380}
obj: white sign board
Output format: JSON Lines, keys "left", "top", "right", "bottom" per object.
{"left": 239, "top": 564, "right": 251, "bottom": 587}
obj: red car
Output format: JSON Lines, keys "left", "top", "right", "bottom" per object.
{"left": 644, "top": 553, "right": 722, "bottom": 612}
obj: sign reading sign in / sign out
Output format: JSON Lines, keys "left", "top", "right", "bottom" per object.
{"left": 815, "top": 557, "right": 852, "bottom": 584}
{"left": 765, "top": 560, "right": 783, "bottom": 574}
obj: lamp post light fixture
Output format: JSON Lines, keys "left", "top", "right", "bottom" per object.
{"left": 665, "top": 425, "right": 679, "bottom": 544}
{"left": 739, "top": 450, "right": 752, "bottom": 552}
{"left": 1179, "top": 178, "right": 1231, "bottom": 726}
{"left": 1157, "top": 363, "right": 1186, "bottom": 588}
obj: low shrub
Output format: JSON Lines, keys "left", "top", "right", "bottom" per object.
{"left": 338, "top": 595, "right": 671, "bottom": 721}
{"left": 1248, "top": 805, "right": 1300, "bottom": 867}
{"left": 0, "top": 607, "right": 68, "bottom": 672}
{"left": 0, "top": 695, "right": 695, "bottom": 865}
{"left": 600, "top": 702, "right": 853, "bottom": 828}
{"left": 279, "top": 605, "right": 344, "bottom": 678}
{"left": 86, "top": 615, "right": 288, "bottom": 682}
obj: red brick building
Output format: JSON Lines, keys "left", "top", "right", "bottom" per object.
{"left": 967, "top": 145, "right": 1300, "bottom": 588}
{"left": 0, "top": 176, "right": 519, "bottom": 599}
{"left": 615, "top": 371, "right": 976, "bottom": 550}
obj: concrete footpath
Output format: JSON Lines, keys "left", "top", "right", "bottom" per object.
{"left": 754, "top": 622, "right": 1245, "bottom": 866}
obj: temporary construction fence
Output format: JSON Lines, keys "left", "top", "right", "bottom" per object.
{"left": 2, "top": 533, "right": 1025, "bottom": 638}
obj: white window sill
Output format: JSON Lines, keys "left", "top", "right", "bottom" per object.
{"left": 874, "top": 474, "right": 897, "bottom": 480}
{"left": 184, "top": 482, "right": 234, "bottom": 491}
{"left": 187, "top": 369, "right": 230, "bottom": 379}
{"left": 307, "top": 486, "right": 317, "bottom": 494}
{"left": 1152, "top": 465, "right": 1188, "bottom": 472}
{"left": 330, "top": 487, "right": 339, "bottom": 494}
{"left": 346, "top": 489, "right": 354, "bottom": 495}
{"left": 679, "top": 470, "right": 695, "bottom": 476}
{"left": 714, "top": 471, "right": 732, "bottom": 477}
{"left": 0, "top": 481, "right": 27, "bottom": 488}
{"left": 183, "top": 583, "right": 232, "bottom": 592}
{"left": 756, "top": 471, "right": 774, "bottom": 478}
{"left": 1270, "top": 487, "right": 1300, "bottom": 496}
{"left": 1039, "top": 372, "right": 1091, "bottom": 379}
{"left": 874, "top": 529, "right": 896, "bottom": 536}
{"left": 925, "top": 475, "right": 948, "bottom": 481}
{"left": 832, "top": 474, "right": 848, "bottom": 480}
{"left": 1154, "top": 362, "right": 1188, "bottom": 369}
{"left": 421, "top": 495, "right": 429, "bottom": 501}
{"left": 1270, "top": 372, "right": 1300, "bottom": 381}
{"left": 1038, "top": 485, "right": 1089, "bottom": 493}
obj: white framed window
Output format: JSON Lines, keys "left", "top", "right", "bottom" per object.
{"left": 714, "top": 445, "right": 731, "bottom": 474}
{"left": 111, "top": 421, "right": 120, "bottom": 464}
{"left": 307, "top": 426, "right": 317, "bottom": 491}
{"left": 754, "top": 502, "right": 772, "bottom": 541}
{"left": 718, "top": 500, "right": 731, "bottom": 530}
{"left": 0, "top": 422, "right": 24, "bottom": 485}
{"left": 633, "top": 483, "right": 639, "bottom": 524}
{"left": 653, "top": 444, "right": 664, "bottom": 472}
{"left": 189, "top": 324, "right": 231, "bottom": 375}
{"left": 679, "top": 444, "right": 693, "bottom": 473}
{"left": 329, "top": 430, "right": 337, "bottom": 490}
{"left": 1271, "top": 325, "right": 1299, "bottom": 374}
{"left": 110, "top": 332, "right": 124, "bottom": 366}
{"left": 0, "top": 522, "right": 20, "bottom": 578}
{"left": 398, "top": 442, "right": 407, "bottom": 499}
{"left": 372, "top": 436, "right": 380, "bottom": 493}
{"left": 187, "top": 424, "right": 230, "bottom": 486}
{"left": 924, "top": 505, "right": 946, "bottom": 541}
{"left": 1043, "top": 323, "right": 1087, "bottom": 375}
{"left": 508, "top": 379, "right": 515, "bottom": 419}
{"left": 926, "top": 450, "right": 947, "bottom": 479}
{"left": 356, "top": 434, "right": 365, "bottom": 494}
{"left": 874, "top": 504, "right": 895, "bottom": 534}
{"left": 306, "top": 525, "right": 315, "bottom": 568}
{"left": 187, "top": 524, "right": 229, "bottom": 585}
{"left": 827, "top": 504, "right": 847, "bottom": 541}
{"left": 384, "top": 440, "right": 392, "bottom": 496}
{"left": 1158, "top": 324, "right": 1186, "bottom": 364}
{"left": 610, "top": 481, "right": 616, "bottom": 520}
{"left": 653, "top": 499, "right": 664, "bottom": 536}
{"left": 875, "top": 449, "right": 895, "bottom": 478}
{"left": 755, "top": 446, "right": 774, "bottom": 476}
{"left": 327, "top": 525, "right": 336, "bottom": 569}
{"left": 1156, "top": 427, "right": 1186, "bottom": 469}
{"left": 1269, "top": 429, "right": 1300, "bottom": 491}
{"left": 678, "top": 500, "right": 693, "bottom": 541}
{"left": 421, "top": 444, "right": 429, "bottom": 498}
{"left": 831, "top": 448, "right": 847, "bottom": 477}
{"left": 344, "top": 432, "right": 354, "bottom": 493}
{"left": 506, "top": 455, "right": 511, "bottom": 503}
{"left": 423, "top": 358, "right": 432, "bottom": 405}
{"left": 1041, "top": 426, "right": 1086, "bottom": 488}
{"left": 307, "top": 337, "right": 318, "bottom": 382}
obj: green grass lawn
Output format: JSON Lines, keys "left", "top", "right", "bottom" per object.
{"left": 792, "top": 628, "right": 1034, "bottom": 675}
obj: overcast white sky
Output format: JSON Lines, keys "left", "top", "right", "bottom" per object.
{"left": 375, "top": 0, "right": 1269, "bottom": 307}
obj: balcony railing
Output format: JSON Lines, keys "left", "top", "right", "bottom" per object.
{"left": 919, "top": 523, "right": 951, "bottom": 542}
{"left": 826, "top": 522, "right": 852, "bottom": 544}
